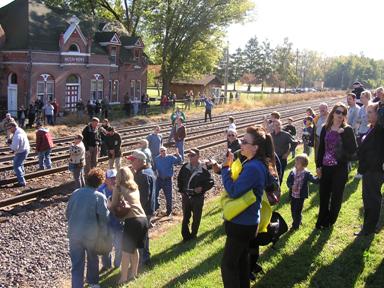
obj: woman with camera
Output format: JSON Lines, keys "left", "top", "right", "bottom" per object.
{"left": 220, "top": 125, "right": 275, "bottom": 288}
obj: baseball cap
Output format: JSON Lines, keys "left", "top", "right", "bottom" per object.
{"left": 126, "top": 150, "right": 147, "bottom": 162}
{"left": 106, "top": 169, "right": 117, "bottom": 178}
{"left": 188, "top": 147, "right": 200, "bottom": 156}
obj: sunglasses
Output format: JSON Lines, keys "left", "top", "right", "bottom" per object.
{"left": 241, "top": 139, "right": 253, "bottom": 145}
{"left": 227, "top": 134, "right": 235, "bottom": 137}
{"left": 188, "top": 153, "right": 197, "bottom": 158}
{"left": 334, "top": 109, "right": 347, "bottom": 116}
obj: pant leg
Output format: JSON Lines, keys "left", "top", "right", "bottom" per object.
{"left": 291, "top": 197, "right": 304, "bottom": 228}
{"left": 191, "top": 195, "right": 204, "bottom": 237}
{"left": 317, "top": 166, "right": 333, "bottom": 227}
{"left": 38, "top": 151, "right": 44, "bottom": 169}
{"left": 88, "top": 146, "right": 98, "bottom": 169}
{"left": 73, "top": 167, "right": 84, "bottom": 188}
{"left": 44, "top": 149, "right": 52, "bottom": 169}
{"left": 85, "top": 247, "right": 99, "bottom": 285}
{"left": 209, "top": 111, "right": 212, "bottom": 122}
{"left": 13, "top": 151, "right": 27, "bottom": 185}
{"left": 69, "top": 238, "right": 86, "bottom": 288}
{"left": 155, "top": 178, "right": 162, "bottom": 211}
{"left": 278, "top": 157, "right": 287, "bottom": 184}
{"left": 362, "top": 171, "right": 384, "bottom": 233}
{"left": 176, "top": 141, "right": 184, "bottom": 162}
{"left": 205, "top": 110, "right": 208, "bottom": 122}
{"left": 164, "top": 178, "right": 173, "bottom": 215}
{"left": 113, "top": 228, "right": 123, "bottom": 268}
{"left": 101, "top": 252, "right": 112, "bottom": 269}
{"left": 329, "top": 164, "right": 348, "bottom": 225}
{"left": 181, "top": 193, "right": 192, "bottom": 240}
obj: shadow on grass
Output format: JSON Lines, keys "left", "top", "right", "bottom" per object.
{"left": 309, "top": 235, "right": 374, "bottom": 288}
{"left": 364, "top": 258, "right": 384, "bottom": 288}
{"left": 162, "top": 248, "right": 223, "bottom": 288}
{"left": 253, "top": 229, "right": 332, "bottom": 288}
{"left": 150, "top": 224, "right": 224, "bottom": 266}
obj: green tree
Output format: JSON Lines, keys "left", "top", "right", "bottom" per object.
{"left": 147, "top": 0, "right": 254, "bottom": 95}
{"left": 258, "top": 39, "right": 273, "bottom": 92}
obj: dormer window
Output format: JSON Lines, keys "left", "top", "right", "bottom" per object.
{"left": 69, "top": 44, "right": 80, "bottom": 52}
{"left": 110, "top": 47, "right": 117, "bottom": 64}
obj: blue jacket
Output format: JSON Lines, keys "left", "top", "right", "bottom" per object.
{"left": 97, "top": 183, "right": 123, "bottom": 230}
{"left": 154, "top": 154, "right": 182, "bottom": 178}
{"left": 146, "top": 133, "right": 162, "bottom": 158}
{"left": 222, "top": 158, "right": 267, "bottom": 225}
{"left": 286, "top": 169, "right": 319, "bottom": 199}
{"left": 204, "top": 99, "right": 214, "bottom": 111}
{"left": 66, "top": 187, "right": 109, "bottom": 246}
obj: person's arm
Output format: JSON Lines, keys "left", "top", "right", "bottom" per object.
{"left": 307, "top": 171, "right": 319, "bottom": 184}
{"left": 96, "top": 193, "right": 110, "bottom": 224}
{"left": 82, "top": 127, "right": 89, "bottom": 151}
{"left": 172, "top": 153, "right": 182, "bottom": 164}
{"left": 316, "top": 127, "right": 326, "bottom": 168}
{"left": 221, "top": 163, "right": 260, "bottom": 199}
{"left": 35, "top": 132, "right": 42, "bottom": 152}
{"left": 199, "top": 169, "right": 214, "bottom": 192}
{"left": 286, "top": 171, "right": 294, "bottom": 188}
{"left": 177, "top": 165, "right": 186, "bottom": 192}
{"left": 342, "top": 126, "right": 358, "bottom": 157}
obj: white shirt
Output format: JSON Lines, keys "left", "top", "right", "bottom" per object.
{"left": 44, "top": 104, "right": 54, "bottom": 116}
{"left": 228, "top": 123, "right": 236, "bottom": 131}
{"left": 10, "top": 127, "right": 30, "bottom": 154}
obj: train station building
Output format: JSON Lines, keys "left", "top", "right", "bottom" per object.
{"left": 0, "top": 0, "right": 148, "bottom": 116}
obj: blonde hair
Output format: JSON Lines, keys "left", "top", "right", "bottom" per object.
{"left": 361, "top": 90, "right": 372, "bottom": 101}
{"left": 116, "top": 167, "right": 138, "bottom": 191}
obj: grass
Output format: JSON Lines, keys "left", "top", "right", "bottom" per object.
{"left": 100, "top": 146, "right": 384, "bottom": 288}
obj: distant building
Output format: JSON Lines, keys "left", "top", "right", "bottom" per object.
{"left": 0, "top": 0, "right": 147, "bottom": 116}
{"left": 170, "top": 75, "right": 223, "bottom": 99}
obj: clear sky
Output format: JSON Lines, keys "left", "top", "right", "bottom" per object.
{"left": 1, "top": 0, "right": 383, "bottom": 59}
{"left": 226, "top": 0, "right": 384, "bottom": 59}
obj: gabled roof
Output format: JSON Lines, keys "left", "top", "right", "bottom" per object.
{"left": 171, "top": 75, "right": 223, "bottom": 86}
{"left": 120, "top": 36, "right": 143, "bottom": 48}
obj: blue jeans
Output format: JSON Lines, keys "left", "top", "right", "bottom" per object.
{"left": 101, "top": 228, "right": 123, "bottom": 269}
{"left": 13, "top": 150, "right": 28, "bottom": 185}
{"left": 175, "top": 140, "right": 184, "bottom": 162}
{"left": 46, "top": 115, "right": 53, "bottom": 125}
{"left": 38, "top": 149, "right": 52, "bottom": 169}
{"left": 156, "top": 177, "right": 173, "bottom": 214}
{"left": 69, "top": 238, "right": 99, "bottom": 288}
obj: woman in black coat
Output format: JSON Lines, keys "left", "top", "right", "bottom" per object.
{"left": 355, "top": 103, "right": 384, "bottom": 236}
{"left": 315, "top": 103, "right": 357, "bottom": 229}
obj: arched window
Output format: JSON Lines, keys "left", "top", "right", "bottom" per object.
{"left": 66, "top": 74, "right": 80, "bottom": 84}
{"left": 91, "top": 74, "right": 104, "bottom": 101}
{"left": 37, "top": 74, "right": 55, "bottom": 102}
{"left": 8, "top": 73, "right": 17, "bottom": 84}
{"left": 69, "top": 44, "right": 80, "bottom": 52}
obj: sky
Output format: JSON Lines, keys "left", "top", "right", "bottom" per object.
{"left": 226, "top": 0, "right": 384, "bottom": 59}
{"left": 1, "top": 0, "right": 383, "bottom": 59}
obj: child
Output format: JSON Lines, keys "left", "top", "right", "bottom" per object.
{"left": 302, "top": 116, "right": 314, "bottom": 156}
{"left": 283, "top": 117, "right": 297, "bottom": 158}
{"left": 286, "top": 154, "right": 319, "bottom": 230}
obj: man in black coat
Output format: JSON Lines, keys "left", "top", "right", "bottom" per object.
{"left": 177, "top": 148, "right": 214, "bottom": 241}
{"left": 82, "top": 117, "right": 100, "bottom": 174}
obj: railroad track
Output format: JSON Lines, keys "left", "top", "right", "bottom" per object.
{"left": 0, "top": 96, "right": 343, "bottom": 209}
{"left": 0, "top": 100, "right": 327, "bottom": 172}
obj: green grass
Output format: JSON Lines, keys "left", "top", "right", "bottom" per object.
{"left": 100, "top": 148, "right": 384, "bottom": 288}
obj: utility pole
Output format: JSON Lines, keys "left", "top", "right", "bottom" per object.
{"left": 224, "top": 41, "right": 229, "bottom": 103}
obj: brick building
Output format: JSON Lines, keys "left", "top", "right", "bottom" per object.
{"left": 0, "top": 0, "right": 147, "bottom": 116}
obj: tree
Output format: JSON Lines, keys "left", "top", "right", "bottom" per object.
{"left": 258, "top": 39, "right": 274, "bottom": 92}
{"left": 43, "top": 0, "right": 149, "bottom": 35}
{"left": 147, "top": 0, "right": 254, "bottom": 95}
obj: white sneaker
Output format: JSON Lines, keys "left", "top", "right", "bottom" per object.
{"left": 355, "top": 173, "right": 362, "bottom": 179}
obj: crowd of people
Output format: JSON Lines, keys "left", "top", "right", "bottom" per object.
{"left": 2, "top": 83, "right": 384, "bottom": 288}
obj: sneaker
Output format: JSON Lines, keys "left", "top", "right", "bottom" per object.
{"left": 354, "top": 173, "right": 362, "bottom": 179}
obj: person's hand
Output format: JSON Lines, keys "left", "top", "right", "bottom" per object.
{"left": 194, "top": 187, "right": 203, "bottom": 193}
{"left": 223, "top": 150, "right": 234, "bottom": 167}
{"left": 316, "top": 168, "right": 322, "bottom": 179}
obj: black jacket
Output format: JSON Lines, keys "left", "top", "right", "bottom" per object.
{"left": 135, "top": 167, "right": 156, "bottom": 216}
{"left": 82, "top": 124, "right": 100, "bottom": 150}
{"left": 105, "top": 132, "right": 122, "bottom": 157}
{"left": 177, "top": 162, "right": 214, "bottom": 196}
{"left": 316, "top": 125, "right": 357, "bottom": 168}
{"left": 358, "top": 125, "right": 384, "bottom": 174}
